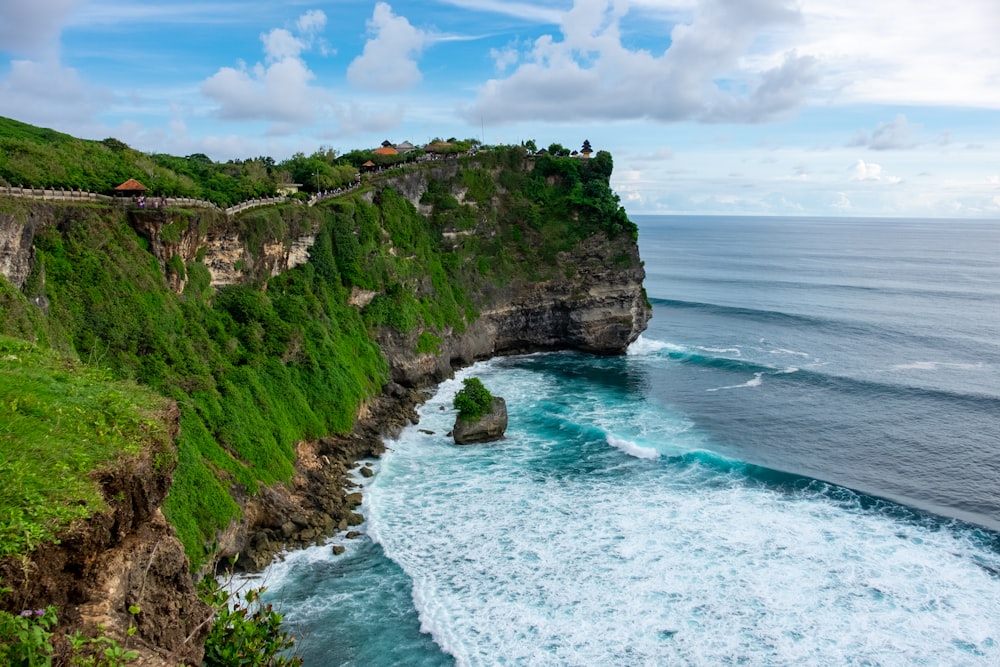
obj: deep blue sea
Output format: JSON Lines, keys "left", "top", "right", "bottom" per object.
{"left": 250, "top": 216, "right": 1000, "bottom": 665}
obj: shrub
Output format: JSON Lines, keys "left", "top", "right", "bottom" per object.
{"left": 0, "top": 592, "right": 139, "bottom": 667}
{"left": 453, "top": 377, "right": 493, "bottom": 420}
{"left": 199, "top": 575, "right": 302, "bottom": 667}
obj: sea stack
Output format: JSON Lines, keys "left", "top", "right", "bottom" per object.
{"left": 453, "top": 396, "right": 508, "bottom": 444}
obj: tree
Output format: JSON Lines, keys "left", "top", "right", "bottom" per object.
{"left": 547, "top": 143, "right": 570, "bottom": 157}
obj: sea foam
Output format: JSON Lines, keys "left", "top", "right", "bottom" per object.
{"left": 360, "top": 360, "right": 1000, "bottom": 666}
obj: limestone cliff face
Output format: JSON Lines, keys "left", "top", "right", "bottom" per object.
{"left": 379, "top": 229, "right": 650, "bottom": 387}
{"left": 126, "top": 209, "right": 318, "bottom": 292}
{"left": 1, "top": 203, "right": 319, "bottom": 296}
{"left": 0, "top": 204, "right": 50, "bottom": 290}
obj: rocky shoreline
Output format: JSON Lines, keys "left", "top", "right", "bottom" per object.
{"left": 219, "top": 382, "right": 429, "bottom": 572}
{"left": 224, "top": 228, "right": 653, "bottom": 574}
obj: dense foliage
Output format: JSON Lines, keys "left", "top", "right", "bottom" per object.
{"left": 1, "top": 202, "right": 389, "bottom": 567}
{"left": 453, "top": 377, "right": 494, "bottom": 420}
{"left": 0, "top": 117, "right": 361, "bottom": 206}
{"left": 0, "top": 592, "right": 140, "bottom": 667}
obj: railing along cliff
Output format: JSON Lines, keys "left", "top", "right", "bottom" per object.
{"left": 0, "top": 149, "right": 475, "bottom": 216}
{"left": 2, "top": 185, "right": 340, "bottom": 216}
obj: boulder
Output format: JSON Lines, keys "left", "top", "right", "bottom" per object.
{"left": 453, "top": 397, "right": 508, "bottom": 444}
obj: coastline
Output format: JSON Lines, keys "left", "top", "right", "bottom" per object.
{"left": 219, "top": 382, "right": 428, "bottom": 572}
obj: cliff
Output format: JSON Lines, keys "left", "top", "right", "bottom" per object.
{"left": 0, "top": 145, "right": 650, "bottom": 662}
{"left": 0, "top": 339, "right": 209, "bottom": 665}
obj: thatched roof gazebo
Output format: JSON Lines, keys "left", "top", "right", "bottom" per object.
{"left": 361, "top": 160, "right": 376, "bottom": 172}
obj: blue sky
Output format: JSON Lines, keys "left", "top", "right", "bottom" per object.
{"left": 1, "top": 0, "right": 999, "bottom": 217}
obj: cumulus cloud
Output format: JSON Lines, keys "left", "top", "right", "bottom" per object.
{"left": 201, "top": 11, "right": 329, "bottom": 126}
{"left": 463, "top": 0, "right": 819, "bottom": 125}
{"left": 794, "top": 0, "right": 1000, "bottom": 109}
{"left": 0, "top": 0, "right": 77, "bottom": 58}
{"left": 347, "top": 3, "right": 429, "bottom": 92}
{"left": 850, "top": 159, "right": 901, "bottom": 183}
{"left": 0, "top": 59, "right": 111, "bottom": 129}
{"left": 851, "top": 114, "right": 920, "bottom": 150}
{"left": 202, "top": 58, "right": 320, "bottom": 124}
{"left": 491, "top": 42, "right": 522, "bottom": 73}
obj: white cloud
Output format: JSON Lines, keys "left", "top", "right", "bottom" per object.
{"left": 296, "top": 9, "right": 327, "bottom": 36}
{"left": 201, "top": 11, "right": 329, "bottom": 127}
{"left": 795, "top": 0, "right": 1000, "bottom": 108}
{"left": 347, "top": 3, "right": 429, "bottom": 92}
{"left": 0, "top": 0, "right": 77, "bottom": 58}
{"left": 464, "top": 0, "right": 819, "bottom": 125}
{"left": 202, "top": 58, "right": 320, "bottom": 124}
{"left": 851, "top": 114, "right": 920, "bottom": 150}
{"left": 851, "top": 159, "right": 881, "bottom": 181}
{"left": 0, "top": 59, "right": 112, "bottom": 129}
{"left": 433, "top": 0, "right": 563, "bottom": 24}
{"left": 491, "top": 42, "right": 521, "bottom": 73}
{"left": 261, "top": 29, "right": 306, "bottom": 62}
{"left": 850, "top": 159, "right": 901, "bottom": 184}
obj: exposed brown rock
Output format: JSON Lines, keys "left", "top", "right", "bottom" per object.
{"left": 453, "top": 397, "right": 508, "bottom": 444}
{"left": 0, "top": 403, "right": 210, "bottom": 667}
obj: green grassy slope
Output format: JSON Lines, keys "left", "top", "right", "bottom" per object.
{"left": 0, "top": 122, "right": 637, "bottom": 569}
{"left": 0, "top": 335, "right": 174, "bottom": 558}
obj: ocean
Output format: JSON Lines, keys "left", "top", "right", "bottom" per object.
{"left": 250, "top": 215, "right": 1000, "bottom": 666}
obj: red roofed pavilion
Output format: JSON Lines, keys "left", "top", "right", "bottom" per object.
{"left": 115, "top": 178, "right": 148, "bottom": 192}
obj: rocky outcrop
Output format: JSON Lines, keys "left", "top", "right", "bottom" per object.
{"left": 212, "top": 384, "right": 426, "bottom": 571}
{"left": 452, "top": 397, "right": 508, "bottom": 444}
{"left": 380, "top": 230, "right": 650, "bottom": 387}
{"left": 0, "top": 403, "right": 210, "bottom": 667}
{"left": 0, "top": 204, "right": 49, "bottom": 290}
{"left": 126, "top": 209, "right": 320, "bottom": 291}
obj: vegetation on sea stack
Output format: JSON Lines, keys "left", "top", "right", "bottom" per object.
{"left": 453, "top": 377, "right": 495, "bottom": 420}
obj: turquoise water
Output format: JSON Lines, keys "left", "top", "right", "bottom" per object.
{"left": 253, "top": 216, "right": 1000, "bottom": 665}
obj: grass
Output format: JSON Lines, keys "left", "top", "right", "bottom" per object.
{"left": 0, "top": 335, "right": 173, "bottom": 558}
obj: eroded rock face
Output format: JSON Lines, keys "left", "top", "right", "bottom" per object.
{"left": 0, "top": 207, "right": 47, "bottom": 290}
{"left": 453, "top": 397, "right": 508, "bottom": 444}
{"left": 380, "top": 230, "right": 651, "bottom": 387}
{"left": 0, "top": 403, "right": 210, "bottom": 667}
